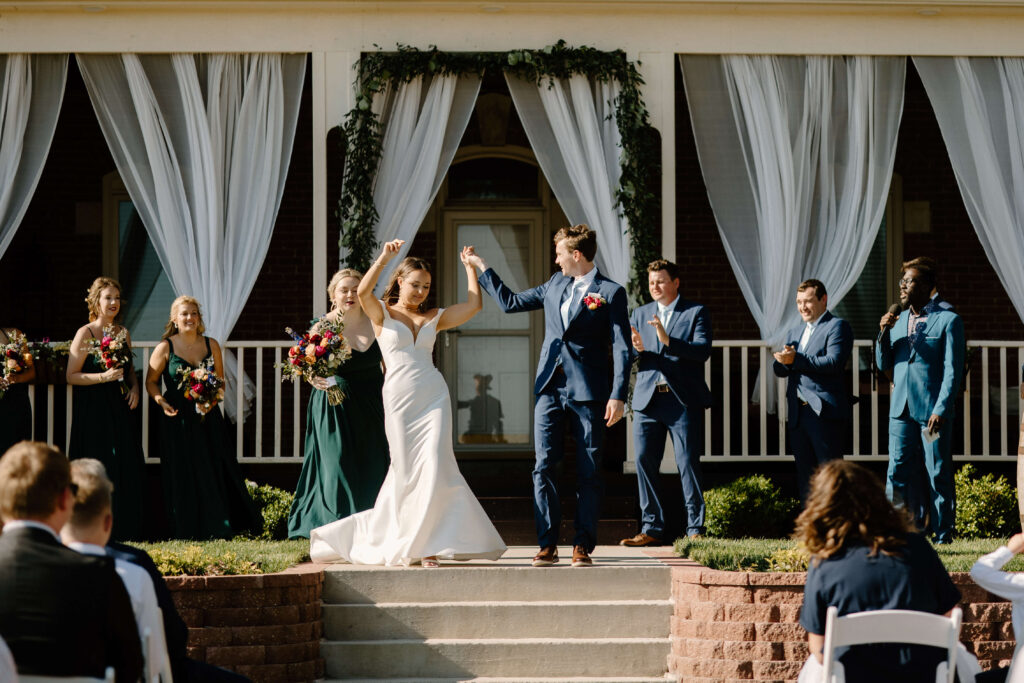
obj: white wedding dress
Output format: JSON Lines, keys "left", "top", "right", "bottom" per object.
{"left": 310, "top": 304, "right": 507, "bottom": 566}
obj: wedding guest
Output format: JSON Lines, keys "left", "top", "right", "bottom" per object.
{"left": 0, "top": 325, "right": 34, "bottom": 453}
{"left": 970, "top": 532, "right": 1024, "bottom": 683}
{"left": 796, "top": 459, "right": 976, "bottom": 683}
{"left": 146, "top": 296, "right": 260, "bottom": 540}
{"left": 61, "top": 458, "right": 170, "bottom": 681}
{"left": 66, "top": 277, "right": 146, "bottom": 541}
{"left": 0, "top": 441, "right": 142, "bottom": 681}
{"left": 288, "top": 269, "right": 389, "bottom": 539}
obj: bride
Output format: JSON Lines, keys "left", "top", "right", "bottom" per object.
{"left": 310, "top": 240, "right": 507, "bottom": 567}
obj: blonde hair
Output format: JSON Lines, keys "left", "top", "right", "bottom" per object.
{"left": 327, "top": 269, "right": 364, "bottom": 311}
{"left": 383, "top": 257, "right": 432, "bottom": 312}
{"left": 84, "top": 277, "right": 123, "bottom": 322}
{"left": 162, "top": 295, "right": 206, "bottom": 340}
{"left": 68, "top": 459, "right": 113, "bottom": 528}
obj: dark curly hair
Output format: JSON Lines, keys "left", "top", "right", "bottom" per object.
{"left": 794, "top": 460, "right": 914, "bottom": 565}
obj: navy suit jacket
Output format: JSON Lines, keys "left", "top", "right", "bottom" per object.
{"left": 630, "top": 298, "right": 712, "bottom": 412}
{"left": 772, "top": 311, "right": 853, "bottom": 423}
{"left": 479, "top": 268, "right": 631, "bottom": 402}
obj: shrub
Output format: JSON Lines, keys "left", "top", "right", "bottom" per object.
{"left": 954, "top": 464, "right": 1018, "bottom": 539}
{"left": 147, "top": 545, "right": 259, "bottom": 576}
{"left": 245, "top": 480, "right": 295, "bottom": 540}
{"left": 704, "top": 474, "right": 800, "bottom": 539}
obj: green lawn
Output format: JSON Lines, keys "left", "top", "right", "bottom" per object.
{"left": 674, "top": 536, "right": 1024, "bottom": 573}
{"left": 128, "top": 539, "right": 310, "bottom": 576}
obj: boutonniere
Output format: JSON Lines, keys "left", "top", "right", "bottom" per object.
{"left": 582, "top": 293, "right": 607, "bottom": 310}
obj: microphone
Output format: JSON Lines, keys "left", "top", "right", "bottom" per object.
{"left": 876, "top": 302, "right": 902, "bottom": 344}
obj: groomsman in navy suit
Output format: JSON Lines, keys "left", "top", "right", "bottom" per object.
{"left": 772, "top": 279, "right": 853, "bottom": 502}
{"left": 467, "top": 224, "right": 631, "bottom": 568}
{"left": 620, "top": 259, "right": 711, "bottom": 546}
{"left": 878, "top": 260, "right": 963, "bottom": 543}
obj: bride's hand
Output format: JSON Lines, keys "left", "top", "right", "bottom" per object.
{"left": 377, "top": 239, "right": 405, "bottom": 266}
{"left": 461, "top": 245, "right": 487, "bottom": 271}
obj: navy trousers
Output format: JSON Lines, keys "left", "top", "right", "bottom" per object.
{"left": 790, "top": 403, "right": 846, "bottom": 502}
{"left": 633, "top": 390, "right": 705, "bottom": 537}
{"left": 533, "top": 369, "right": 604, "bottom": 552}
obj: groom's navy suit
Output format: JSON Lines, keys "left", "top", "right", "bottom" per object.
{"left": 479, "top": 267, "right": 631, "bottom": 551}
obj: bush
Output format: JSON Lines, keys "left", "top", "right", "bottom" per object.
{"left": 955, "top": 464, "right": 1018, "bottom": 539}
{"left": 134, "top": 539, "right": 310, "bottom": 575}
{"left": 147, "top": 545, "right": 260, "bottom": 576}
{"left": 245, "top": 480, "right": 295, "bottom": 540}
{"left": 704, "top": 474, "right": 800, "bottom": 539}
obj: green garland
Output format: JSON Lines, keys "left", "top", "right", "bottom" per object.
{"left": 337, "top": 41, "right": 660, "bottom": 302}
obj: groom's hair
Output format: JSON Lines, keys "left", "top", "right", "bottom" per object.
{"left": 554, "top": 224, "right": 597, "bottom": 262}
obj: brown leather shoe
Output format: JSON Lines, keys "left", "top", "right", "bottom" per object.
{"left": 620, "top": 533, "right": 662, "bottom": 547}
{"left": 532, "top": 546, "right": 558, "bottom": 567}
{"left": 572, "top": 545, "right": 593, "bottom": 567}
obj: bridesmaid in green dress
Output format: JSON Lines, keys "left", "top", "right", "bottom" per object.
{"left": 287, "top": 269, "right": 390, "bottom": 539}
{"left": 66, "top": 277, "right": 146, "bottom": 540}
{"left": 0, "top": 326, "right": 35, "bottom": 454}
{"left": 145, "top": 295, "right": 261, "bottom": 540}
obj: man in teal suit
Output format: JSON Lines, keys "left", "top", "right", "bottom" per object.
{"left": 877, "top": 259, "right": 964, "bottom": 543}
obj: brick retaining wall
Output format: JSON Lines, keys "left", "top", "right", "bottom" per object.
{"left": 670, "top": 561, "right": 1017, "bottom": 682}
{"left": 165, "top": 563, "right": 325, "bottom": 683}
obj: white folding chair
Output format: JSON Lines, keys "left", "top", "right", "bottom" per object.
{"left": 20, "top": 667, "right": 114, "bottom": 683}
{"left": 820, "top": 606, "right": 962, "bottom": 683}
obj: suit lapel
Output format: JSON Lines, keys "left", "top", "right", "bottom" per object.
{"left": 566, "top": 272, "right": 600, "bottom": 330}
{"left": 552, "top": 276, "right": 573, "bottom": 332}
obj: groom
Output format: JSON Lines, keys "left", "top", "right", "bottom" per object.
{"left": 466, "top": 224, "right": 631, "bottom": 567}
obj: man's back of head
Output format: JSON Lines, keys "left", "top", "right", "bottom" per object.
{"left": 0, "top": 441, "right": 71, "bottom": 530}
{"left": 63, "top": 458, "right": 114, "bottom": 547}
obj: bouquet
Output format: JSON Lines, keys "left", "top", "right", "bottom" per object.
{"left": 279, "top": 318, "right": 351, "bottom": 405}
{"left": 83, "top": 326, "right": 133, "bottom": 396}
{"left": 1, "top": 332, "right": 33, "bottom": 400}
{"left": 176, "top": 359, "right": 225, "bottom": 418}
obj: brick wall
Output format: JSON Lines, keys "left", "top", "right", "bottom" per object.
{"left": 166, "top": 563, "right": 325, "bottom": 683}
{"left": 670, "top": 561, "right": 1015, "bottom": 683}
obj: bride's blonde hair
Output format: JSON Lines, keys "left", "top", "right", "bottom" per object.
{"left": 161, "top": 296, "right": 206, "bottom": 340}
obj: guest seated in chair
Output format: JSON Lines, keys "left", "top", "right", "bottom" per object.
{"left": 795, "top": 460, "right": 976, "bottom": 683}
{"left": 970, "top": 532, "right": 1024, "bottom": 683}
{"left": 0, "top": 441, "right": 143, "bottom": 682}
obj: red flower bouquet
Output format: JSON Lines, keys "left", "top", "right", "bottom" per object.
{"left": 83, "top": 326, "right": 133, "bottom": 395}
{"left": 176, "top": 360, "right": 225, "bottom": 418}
{"left": 1, "top": 333, "right": 33, "bottom": 399}
{"left": 279, "top": 317, "right": 351, "bottom": 405}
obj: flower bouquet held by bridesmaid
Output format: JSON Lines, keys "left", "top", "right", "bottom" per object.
{"left": 309, "top": 242, "right": 507, "bottom": 567}
{"left": 146, "top": 296, "right": 261, "bottom": 540}
{"left": 0, "top": 326, "right": 35, "bottom": 453}
{"left": 287, "top": 269, "right": 390, "bottom": 539}
{"left": 65, "top": 278, "right": 146, "bottom": 541}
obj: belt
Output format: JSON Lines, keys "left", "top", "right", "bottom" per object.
{"left": 655, "top": 384, "right": 670, "bottom": 393}
{"left": 799, "top": 399, "right": 809, "bottom": 406}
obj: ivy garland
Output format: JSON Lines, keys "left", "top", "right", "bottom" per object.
{"left": 337, "top": 41, "right": 661, "bottom": 302}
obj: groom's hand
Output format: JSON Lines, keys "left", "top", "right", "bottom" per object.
{"left": 605, "top": 399, "right": 624, "bottom": 427}
{"left": 463, "top": 246, "right": 488, "bottom": 272}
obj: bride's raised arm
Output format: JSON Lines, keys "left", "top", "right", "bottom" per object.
{"left": 438, "top": 246, "right": 483, "bottom": 331}
{"left": 358, "top": 240, "right": 405, "bottom": 327}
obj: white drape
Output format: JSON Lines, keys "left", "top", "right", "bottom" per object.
{"left": 368, "top": 74, "right": 481, "bottom": 294}
{"left": 78, "top": 53, "right": 306, "bottom": 421}
{"left": 680, "top": 55, "right": 905, "bottom": 410}
{"left": 0, "top": 54, "right": 67, "bottom": 259}
{"left": 505, "top": 73, "right": 631, "bottom": 287}
{"left": 914, "top": 56, "right": 1024, "bottom": 325}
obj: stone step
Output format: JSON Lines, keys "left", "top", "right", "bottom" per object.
{"left": 324, "top": 599, "right": 673, "bottom": 640}
{"left": 323, "top": 564, "right": 670, "bottom": 604}
{"left": 492, "top": 518, "right": 639, "bottom": 546}
{"left": 326, "top": 678, "right": 671, "bottom": 682}
{"left": 321, "top": 638, "right": 672, "bottom": 679}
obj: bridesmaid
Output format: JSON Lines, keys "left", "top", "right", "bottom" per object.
{"left": 287, "top": 269, "right": 390, "bottom": 539}
{"left": 146, "top": 295, "right": 261, "bottom": 540}
{"left": 0, "top": 325, "right": 35, "bottom": 453}
{"left": 66, "top": 277, "right": 146, "bottom": 540}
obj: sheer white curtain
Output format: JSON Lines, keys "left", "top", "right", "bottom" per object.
{"left": 914, "top": 57, "right": 1024, "bottom": 324}
{"left": 0, "top": 54, "right": 67, "bottom": 259}
{"left": 367, "top": 74, "right": 481, "bottom": 294}
{"left": 78, "top": 53, "right": 306, "bottom": 421}
{"left": 505, "top": 73, "right": 631, "bottom": 287}
{"left": 680, "top": 55, "right": 905, "bottom": 410}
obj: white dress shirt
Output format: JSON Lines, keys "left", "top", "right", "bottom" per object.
{"left": 560, "top": 268, "right": 598, "bottom": 330}
{"left": 68, "top": 542, "right": 171, "bottom": 682}
{"left": 971, "top": 546, "right": 1024, "bottom": 683}
{"left": 796, "top": 318, "right": 820, "bottom": 412}
{"left": 655, "top": 295, "right": 679, "bottom": 386}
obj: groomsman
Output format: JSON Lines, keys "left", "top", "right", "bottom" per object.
{"left": 621, "top": 260, "right": 712, "bottom": 545}
{"left": 772, "top": 279, "right": 853, "bottom": 501}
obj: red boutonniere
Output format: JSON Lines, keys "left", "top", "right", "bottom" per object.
{"left": 582, "top": 293, "right": 607, "bottom": 310}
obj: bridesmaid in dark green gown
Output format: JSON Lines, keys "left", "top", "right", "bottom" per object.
{"left": 0, "top": 327, "right": 35, "bottom": 454}
{"left": 65, "top": 277, "right": 146, "bottom": 541}
{"left": 146, "top": 295, "right": 261, "bottom": 540}
{"left": 288, "top": 269, "right": 390, "bottom": 539}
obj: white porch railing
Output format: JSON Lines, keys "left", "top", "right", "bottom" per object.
{"left": 26, "top": 339, "right": 1024, "bottom": 465}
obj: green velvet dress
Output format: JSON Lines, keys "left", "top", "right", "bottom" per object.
{"left": 158, "top": 338, "right": 261, "bottom": 540}
{"left": 287, "top": 341, "right": 390, "bottom": 539}
{"left": 67, "top": 353, "right": 146, "bottom": 541}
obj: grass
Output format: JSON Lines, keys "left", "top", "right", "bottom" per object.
{"left": 128, "top": 539, "right": 310, "bottom": 576}
{"left": 674, "top": 536, "right": 1024, "bottom": 573}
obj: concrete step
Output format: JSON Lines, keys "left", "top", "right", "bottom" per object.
{"left": 326, "top": 678, "right": 671, "bottom": 682}
{"left": 492, "top": 518, "right": 639, "bottom": 546}
{"left": 321, "top": 638, "right": 671, "bottom": 679}
{"left": 323, "top": 564, "right": 670, "bottom": 604}
{"left": 324, "top": 599, "right": 673, "bottom": 640}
